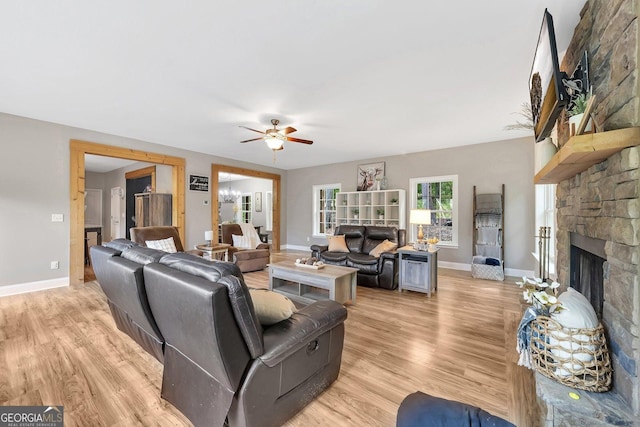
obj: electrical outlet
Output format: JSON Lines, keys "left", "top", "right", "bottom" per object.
{"left": 50, "top": 261, "right": 59, "bottom": 269}
{"left": 51, "top": 214, "right": 64, "bottom": 222}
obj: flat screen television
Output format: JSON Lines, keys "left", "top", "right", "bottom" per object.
{"left": 529, "top": 9, "right": 569, "bottom": 142}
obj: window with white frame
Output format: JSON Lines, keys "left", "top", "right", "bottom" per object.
{"left": 535, "top": 184, "right": 556, "bottom": 277}
{"left": 240, "top": 194, "right": 252, "bottom": 223}
{"left": 409, "top": 175, "right": 458, "bottom": 246}
{"left": 312, "top": 183, "right": 341, "bottom": 237}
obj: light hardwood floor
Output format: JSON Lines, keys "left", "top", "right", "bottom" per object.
{"left": 2, "top": 251, "right": 537, "bottom": 426}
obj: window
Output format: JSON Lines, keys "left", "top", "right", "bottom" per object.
{"left": 240, "top": 194, "right": 252, "bottom": 223}
{"left": 409, "top": 175, "right": 458, "bottom": 247}
{"left": 312, "top": 183, "right": 341, "bottom": 237}
{"left": 535, "top": 184, "right": 556, "bottom": 277}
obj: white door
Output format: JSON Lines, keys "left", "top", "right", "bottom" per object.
{"left": 111, "top": 187, "right": 123, "bottom": 240}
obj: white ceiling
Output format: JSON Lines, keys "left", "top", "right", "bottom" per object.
{"left": 0, "top": 1, "right": 585, "bottom": 170}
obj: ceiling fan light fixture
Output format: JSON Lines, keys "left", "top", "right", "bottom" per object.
{"left": 265, "top": 136, "right": 284, "bottom": 150}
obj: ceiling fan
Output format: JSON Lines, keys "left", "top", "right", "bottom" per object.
{"left": 239, "top": 119, "right": 313, "bottom": 152}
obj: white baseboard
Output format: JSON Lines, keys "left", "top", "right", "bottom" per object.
{"left": 0, "top": 277, "right": 69, "bottom": 298}
{"left": 505, "top": 268, "right": 535, "bottom": 278}
{"left": 283, "top": 244, "right": 312, "bottom": 252}
{"left": 438, "top": 261, "right": 471, "bottom": 271}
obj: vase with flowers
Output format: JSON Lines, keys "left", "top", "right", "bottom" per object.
{"left": 516, "top": 277, "right": 564, "bottom": 314}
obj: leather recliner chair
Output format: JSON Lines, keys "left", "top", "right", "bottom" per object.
{"left": 221, "top": 223, "right": 270, "bottom": 272}
{"left": 130, "top": 226, "right": 203, "bottom": 256}
{"left": 143, "top": 253, "right": 348, "bottom": 427}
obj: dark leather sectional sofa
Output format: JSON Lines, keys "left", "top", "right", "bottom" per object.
{"left": 90, "top": 239, "right": 347, "bottom": 427}
{"left": 311, "top": 225, "right": 406, "bottom": 290}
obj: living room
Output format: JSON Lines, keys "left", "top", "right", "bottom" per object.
{"left": 5, "top": 1, "right": 638, "bottom": 426}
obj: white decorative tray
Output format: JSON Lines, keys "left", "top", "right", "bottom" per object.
{"left": 294, "top": 262, "right": 325, "bottom": 270}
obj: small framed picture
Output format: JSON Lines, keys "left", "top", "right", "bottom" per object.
{"left": 357, "top": 162, "right": 385, "bottom": 191}
{"left": 189, "top": 174, "right": 209, "bottom": 192}
{"left": 255, "top": 192, "right": 262, "bottom": 212}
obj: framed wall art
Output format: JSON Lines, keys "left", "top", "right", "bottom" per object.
{"left": 255, "top": 191, "right": 262, "bottom": 212}
{"left": 189, "top": 174, "right": 209, "bottom": 192}
{"left": 356, "top": 162, "right": 385, "bottom": 191}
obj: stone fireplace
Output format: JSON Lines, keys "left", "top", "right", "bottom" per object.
{"left": 531, "top": 0, "right": 640, "bottom": 424}
{"left": 551, "top": 146, "right": 640, "bottom": 423}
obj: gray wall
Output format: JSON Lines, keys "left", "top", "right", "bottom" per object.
{"left": 286, "top": 136, "right": 535, "bottom": 272}
{"left": 0, "top": 112, "right": 286, "bottom": 286}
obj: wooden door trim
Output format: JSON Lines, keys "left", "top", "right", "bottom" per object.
{"left": 70, "top": 140, "right": 185, "bottom": 285}
{"left": 125, "top": 165, "right": 157, "bottom": 190}
{"left": 211, "top": 164, "right": 281, "bottom": 251}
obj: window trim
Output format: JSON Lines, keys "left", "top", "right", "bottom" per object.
{"left": 312, "top": 183, "right": 341, "bottom": 238}
{"left": 409, "top": 175, "right": 459, "bottom": 247}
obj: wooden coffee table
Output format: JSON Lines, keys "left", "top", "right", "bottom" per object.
{"left": 269, "top": 262, "right": 358, "bottom": 305}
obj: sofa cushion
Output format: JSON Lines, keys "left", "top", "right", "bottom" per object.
{"left": 145, "top": 237, "right": 178, "bottom": 253}
{"left": 232, "top": 234, "right": 253, "bottom": 249}
{"left": 104, "top": 238, "right": 138, "bottom": 253}
{"left": 249, "top": 289, "right": 297, "bottom": 326}
{"left": 160, "top": 253, "right": 264, "bottom": 358}
{"left": 320, "top": 251, "right": 349, "bottom": 264}
{"left": 121, "top": 246, "right": 167, "bottom": 264}
{"left": 346, "top": 253, "right": 379, "bottom": 274}
{"left": 369, "top": 239, "right": 398, "bottom": 257}
{"left": 336, "top": 225, "right": 366, "bottom": 253}
{"left": 362, "top": 226, "right": 399, "bottom": 254}
{"left": 327, "top": 235, "right": 349, "bottom": 253}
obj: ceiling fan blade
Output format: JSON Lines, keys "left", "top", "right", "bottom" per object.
{"left": 281, "top": 126, "right": 297, "bottom": 135}
{"left": 240, "top": 137, "right": 264, "bottom": 143}
{"left": 286, "top": 136, "right": 314, "bottom": 144}
{"left": 239, "top": 126, "right": 266, "bottom": 135}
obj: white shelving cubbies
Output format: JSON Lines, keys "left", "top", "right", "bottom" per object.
{"left": 335, "top": 189, "right": 406, "bottom": 229}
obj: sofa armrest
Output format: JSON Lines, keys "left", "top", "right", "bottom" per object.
{"left": 259, "top": 300, "right": 347, "bottom": 367}
{"left": 310, "top": 244, "right": 328, "bottom": 258}
{"left": 185, "top": 249, "right": 204, "bottom": 257}
{"left": 256, "top": 243, "right": 270, "bottom": 250}
{"left": 379, "top": 251, "right": 398, "bottom": 261}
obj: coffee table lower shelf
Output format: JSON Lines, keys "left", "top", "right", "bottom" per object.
{"left": 268, "top": 262, "right": 358, "bottom": 305}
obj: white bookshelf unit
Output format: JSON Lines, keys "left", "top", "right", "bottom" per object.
{"left": 335, "top": 189, "right": 406, "bottom": 229}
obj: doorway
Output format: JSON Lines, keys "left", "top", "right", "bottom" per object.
{"left": 211, "top": 164, "right": 281, "bottom": 251}
{"left": 70, "top": 140, "right": 185, "bottom": 285}
{"left": 125, "top": 166, "right": 156, "bottom": 239}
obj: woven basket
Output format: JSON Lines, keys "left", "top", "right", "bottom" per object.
{"left": 530, "top": 316, "right": 612, "bottom": 392}
{"left": 470, "top": 263, "right": 504, "bottom": 281}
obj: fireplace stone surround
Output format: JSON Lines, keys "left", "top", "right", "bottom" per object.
{"left": 541, "top": 146, "right": 640, "bottom": 425}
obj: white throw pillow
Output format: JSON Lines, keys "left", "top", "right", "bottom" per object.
{"left": 232, "top": 234, "right": 252, "bottom": 249}
{"left": 145, "top": 237, "right": 177, "bottom": 253}
{"left": 549, "top": 288, "right": 599, "bottom": 376}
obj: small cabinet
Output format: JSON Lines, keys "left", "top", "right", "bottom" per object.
{"left": 134, "top": 193, "right": 172, "bottom": 227}
{"left": 398, "top": 246, "right": 438, "bottom": 297}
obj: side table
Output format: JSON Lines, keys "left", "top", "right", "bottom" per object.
{"left": 398, "top": 246, "right": 438, "bottom": 297}
{"left": 195, "top": 243, "right": 231, "bottom": 262}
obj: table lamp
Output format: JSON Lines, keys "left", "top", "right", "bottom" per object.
{"left": 204, "top": 230, "right": 214, "bottom": 246}
{"left": 409, "top": 209, "right": 431, "bottom": 242}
